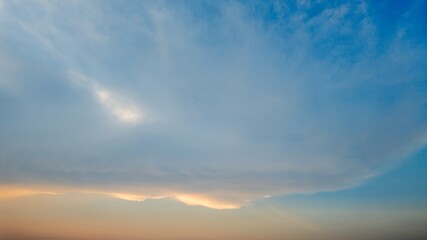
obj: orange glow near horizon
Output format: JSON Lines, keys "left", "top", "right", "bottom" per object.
{"left": 0, "top": 187, "right": 58, "bottom": 200}
{"left": 0, "top": 189, "right": 314, "bottom": 240}
{"left": 0, "top": 186, "right": 242, "bottom": 210}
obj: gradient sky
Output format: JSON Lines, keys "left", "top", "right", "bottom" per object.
{"left": 0, "top": 0, "right": 427, "bottom": 239}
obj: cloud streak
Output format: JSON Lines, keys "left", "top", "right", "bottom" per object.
{"left": 69, "top": 71, "right": 142, "bottom": 124}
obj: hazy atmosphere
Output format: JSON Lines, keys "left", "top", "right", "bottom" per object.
{"left": 1, "top": 0, "right": 426, "bottom": 239}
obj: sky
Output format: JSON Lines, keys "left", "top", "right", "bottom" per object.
{"left": 0, "top": 0, "right": 426, "bottom": 239}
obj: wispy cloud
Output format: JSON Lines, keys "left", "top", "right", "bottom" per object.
{"left": 69, "top": 71, "right": 142, "bottom": 124}
{"left": 0, "top": 0, "right": 426, "bottom": 209}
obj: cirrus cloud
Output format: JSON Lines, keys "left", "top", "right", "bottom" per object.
{"left": 0, "top": 0, "right": 426, "bottom": 209}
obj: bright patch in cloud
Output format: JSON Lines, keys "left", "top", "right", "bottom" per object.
{"left": 69, "top": 71, "right": 142, "bottom": 124}
{"left": 93, "top": 86, "right": 141, "bottom": 124}
{"left": 175, "top": 194, "right": 241, "bottom": 210}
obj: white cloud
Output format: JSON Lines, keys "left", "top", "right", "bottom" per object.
{"left": 69, "top": 71, "right": 142, "bottom": 124}
{"left": 93, "top": 86, "right": 141, "bottom": 124}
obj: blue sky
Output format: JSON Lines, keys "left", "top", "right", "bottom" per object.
{"left": 0, "top": 1, "right": 426, "bottom": 239}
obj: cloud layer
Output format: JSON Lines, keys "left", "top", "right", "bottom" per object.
{"left": 0, "top": 0, "right": 426, "bottom": 208}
